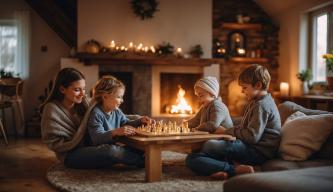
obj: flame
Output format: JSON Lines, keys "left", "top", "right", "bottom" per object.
{"left": 170, "top": 85, "right": 193, "bottom": 114}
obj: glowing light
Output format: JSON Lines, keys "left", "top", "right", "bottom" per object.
{"left": 170, "top": 85, "right": 193, "bottom": 114}
{"left": 280, "top": 82, "right": 289, "bottom": 97}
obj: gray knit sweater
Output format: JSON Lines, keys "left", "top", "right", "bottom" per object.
{"left": 188, "top": 98, "right": 233, "bottom": 133}
{"left": 41, "top": 99, "right": 96, "bottom": 162}
{"left": 225, "top": 94, "right": 281, "bottom": 159}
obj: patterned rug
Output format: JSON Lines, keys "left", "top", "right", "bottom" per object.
{"left": 47, "top": 151, "right": 224, "bottom": 192}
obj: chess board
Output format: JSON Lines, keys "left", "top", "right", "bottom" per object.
{"left": 135, "top": 121, "right": 209, "bottom": 137}
{"left": 135, "top": 130, "right": 209, "bottom": 137}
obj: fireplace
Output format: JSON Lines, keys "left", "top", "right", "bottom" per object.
{"left": 151, "top": 65, "right": 204, "bottom": 117}
{"left": 160, "top": 73, "right": 201, "bottom": 114}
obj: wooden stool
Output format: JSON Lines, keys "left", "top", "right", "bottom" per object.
{"left": 0, "top": 118, "right": 8, "bottom": 145}
{"left": 0, "top": 101, "right": 17, "bottom": 137}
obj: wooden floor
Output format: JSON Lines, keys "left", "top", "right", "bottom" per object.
{"left": 0, "top": 137, "right": 59, "bottom": 192}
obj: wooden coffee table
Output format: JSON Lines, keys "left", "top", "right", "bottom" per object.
{"left": 120, "top": 134, "right": 235, "bottom": 182}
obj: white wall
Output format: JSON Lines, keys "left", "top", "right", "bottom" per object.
{"left": 78, "top": 0, "right": 212, "bottom": 58}
{"left": 274, "top": 0, "right": 331, "bottom": 95}
{"left": 60, "top": 58, "right": 99, "bottom": 95}
{"left": 0, "top": 0, "right": 70, "bottom": 121}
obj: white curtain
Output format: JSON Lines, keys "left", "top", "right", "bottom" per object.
{"left": 14, "top": 10, "right": 30, "bottom": 80}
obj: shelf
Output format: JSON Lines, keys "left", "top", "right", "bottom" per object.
{"left": 221, "top": 23, "right": 262, "bottom": 30}
{"left": 75, "top": 52, "right": 225, "bottom": 67}
{"left": 229, "top": 57, "right": 268, "bottom": 63}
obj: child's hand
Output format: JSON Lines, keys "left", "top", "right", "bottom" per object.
{"left": 182, "top": 119, "right": 189, "bottom": 123}
{"left": 112, "top": 125, "right": 136, "bottom": 137}
{"left": 141, "top": 116, "right": 155, "bottom": 125}
{"left": 214, "top": 126, "right": 227, "bottom": 134}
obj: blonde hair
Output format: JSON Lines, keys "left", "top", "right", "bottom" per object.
{"left": 93, "top": 75, "right": 125, "bottom": 103}
{"left": 238, "top": 64, "right": 271, "bottom": 90}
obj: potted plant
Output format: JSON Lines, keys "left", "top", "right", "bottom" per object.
{"left": 296, "top": 69, "right": 312, "bottom": 95}
{"left": 189, "top": 44, "right": 203, "bottom": 58}
{"left": 323, "top": 51, "right": 333, "bottom": 89}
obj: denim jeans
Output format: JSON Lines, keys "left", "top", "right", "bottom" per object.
{"left": 64, "top": 144, "right": 145, "bottom": 169}
{"left": 185, "top": 139, "right": 267, "bottom": 177}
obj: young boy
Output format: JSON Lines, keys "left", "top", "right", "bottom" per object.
{"left": 187, "top": 76, "right": 233, "bottom": 133}
{"left": 186, "top": 65, "right": 281, "bottom": 179}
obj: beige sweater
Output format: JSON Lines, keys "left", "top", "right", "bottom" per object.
{"left": 41, "top": 99, "right": 96, "bottom": 162}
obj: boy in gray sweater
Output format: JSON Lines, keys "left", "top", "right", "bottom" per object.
{"left": 186, "top": 65, "right": 281, "bottom": 180}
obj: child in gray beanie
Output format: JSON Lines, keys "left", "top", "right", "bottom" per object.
{"left": 186, "top": 76, "right": 233, "bottom": 133}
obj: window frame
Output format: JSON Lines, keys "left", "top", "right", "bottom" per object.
{"left": 309, "top": 5, "right": 333, "bottom": 83}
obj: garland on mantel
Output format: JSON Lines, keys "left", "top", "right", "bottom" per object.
{"left": 131, "top": 0, "right": 159, "bottom": 20}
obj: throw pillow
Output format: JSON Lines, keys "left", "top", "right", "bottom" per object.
{"left": 283, "top": 111, "right": 306, "bottom": 125}
{"left": 279, "top": 114, "right": 333, "bottom": 161}
{"left": 278, "top": 101, "right": 331, "bottom": 125}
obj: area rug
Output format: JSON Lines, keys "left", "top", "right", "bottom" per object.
{"left": 47, "top": 151, "right": 224, "bottom": 192}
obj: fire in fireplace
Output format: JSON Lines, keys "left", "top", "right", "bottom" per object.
{"left": 169, "top": 85, "right": 193, "bottom": 114}
{"left": 160, "top": 73, "right": 201, "bottom": 115}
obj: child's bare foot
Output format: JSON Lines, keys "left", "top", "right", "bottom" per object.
{"left": 235, "top": 164, "right": 255, "bottom": 175}
{"left": 210, "top": 171, "right": 228, "bottom": 180}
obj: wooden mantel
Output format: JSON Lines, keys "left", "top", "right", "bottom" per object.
{"left": 75, "top": 53, "right": 225, "bottom": 67}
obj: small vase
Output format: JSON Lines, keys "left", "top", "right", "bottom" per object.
{"left": 301, "top": 81, "right": 309, "bottom": 95}
{"left": 327, "top": 62, "right": 333, "bottom": 90}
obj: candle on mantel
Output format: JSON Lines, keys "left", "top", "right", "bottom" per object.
{"left": 137, "top": 43, "right": 143, "bottom": 52}
{"left": 176, "top": 48, "right": 182, "bottom": 57}
{"left": 129, "top": 42, "right": 134, "bottom": 51}
{"left": 150, "top": 46, "right": 155, "bottom": 53}
{"left": 280, "top": 82, "right": 289, "bottom": 97}
{"left": 237, "top": 48, "right": 246, "bottom": 56}
{"left": 109, "top": 40, "right": 116, "bottom": 49}
{"left": 177, "top": 48, "right": 182, "bottom": 53}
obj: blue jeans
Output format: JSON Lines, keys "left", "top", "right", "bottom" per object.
{"left": 185, "top": 139, "right": 267, "bottom": 177}
{"left": 64, "top": 144, "right": 144, "bottom": 169}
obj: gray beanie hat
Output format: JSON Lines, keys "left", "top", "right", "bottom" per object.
{"left": 194, "top": 76, "right": 220, "bottom": 98}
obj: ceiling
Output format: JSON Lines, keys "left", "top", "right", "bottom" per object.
{"left": 254, "top": 0, "right": 307, "bottom": 16}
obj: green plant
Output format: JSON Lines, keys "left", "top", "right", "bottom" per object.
{"left": 156, "top": 42, "right": 174, "bottom": 55}
{"left": 0, "top": 69, "right": 14, "bottom": 78}
{"left": 189, "top": 44, "right": 204, "bottom": 58}
{"left": 296, "top": 69, "right": 312, "bottom": 82}
{"left": 131, "top": 0, "right": 159, "bottom": 20}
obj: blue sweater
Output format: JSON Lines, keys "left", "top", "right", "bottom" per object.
{"left": 87, "top": 105, "right": 142, "bottom": 145}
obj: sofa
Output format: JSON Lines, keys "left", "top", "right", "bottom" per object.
{"left": 224, "top": 101, "right": 333, "bottom": 192}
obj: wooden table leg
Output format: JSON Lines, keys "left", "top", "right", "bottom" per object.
{"left": 145, "top": 144, "right": 161, "bottom": 182}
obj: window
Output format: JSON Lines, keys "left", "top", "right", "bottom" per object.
{"left": 0, "top": 20, "right": 17, "bottom": 73}
{"left": 310, "top": 6, "right": 333, "bottom": 82}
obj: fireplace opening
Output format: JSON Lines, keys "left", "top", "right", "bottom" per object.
{"left": 99, "top": 72, "right": 133, "bottom": 114}
{"left": 160, "top": 73, "right": 201, "bottom": 115}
